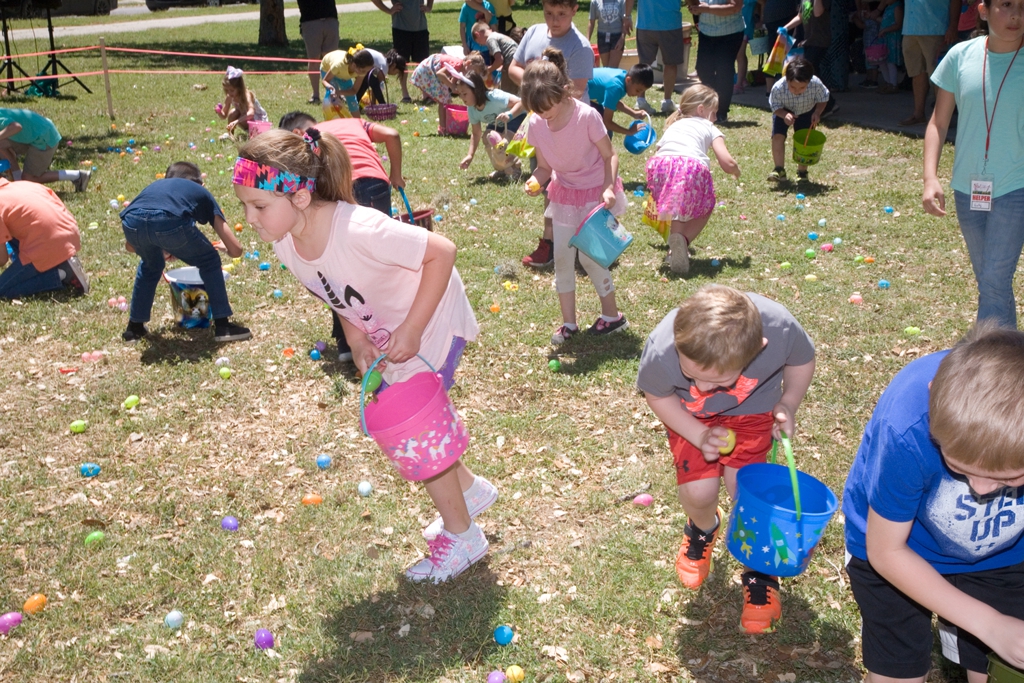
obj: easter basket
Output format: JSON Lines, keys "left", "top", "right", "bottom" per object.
{"left": 396, "top": 187, "right": 434, "bottom": 231}
{"left": 442, "top": 104, "right": 470, "bottom": 136}
{"left": 364, "top": 81, "right": 399, "bottom": 122}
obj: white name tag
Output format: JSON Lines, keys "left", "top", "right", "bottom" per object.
{"left": 970, "top": 175, "right": 994, "bottom": 212}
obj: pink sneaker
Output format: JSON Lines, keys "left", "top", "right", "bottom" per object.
{"left": 405, "top": 525, "right": 489, "bottom": 584}
{"left": 423, "top": 477, "right": 499, "bottom": 539}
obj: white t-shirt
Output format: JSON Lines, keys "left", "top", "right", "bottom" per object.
{"left": 653, "top": 116, "right": 723, "bottom": 169}
{"left": 367, "top": 48, "right": 388, "bottom": 77}
{"left": 272, "top": 202, "right": 480, "bottom": 384}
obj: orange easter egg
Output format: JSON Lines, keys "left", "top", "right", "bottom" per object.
{"left": 23, "top": 594, "right": 46, "bottom": 614}
{"left": 302, "top": 493, "right": 323, "bottom": 506}
{"left": 489, "top": 303, "right": 500, "bottom": 313}
{"left": 864, "top": 257, "right": 875, "bottom": 264}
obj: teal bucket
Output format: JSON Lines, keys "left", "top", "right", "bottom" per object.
{"left": 726, "top": 437, "right": 838, "bottom": 577}
{"left": 568, "top": 203, "right": 634, "bottom": 269}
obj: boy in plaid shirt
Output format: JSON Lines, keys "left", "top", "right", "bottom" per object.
{"left": 767, "top": 57, "right": 829, "bottom": 182}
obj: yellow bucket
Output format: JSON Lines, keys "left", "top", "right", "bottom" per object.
{"left": 793, "top": 128, "right": 827, "bottom": 165}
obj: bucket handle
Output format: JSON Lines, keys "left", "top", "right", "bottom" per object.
{"left": 768, "top": 435, "right": 803, "bottom": 521}
{"left": 638, "top": 112, "right": 653, "bottom": 143}
{"left": 801, "top": 123, "right": 816, "bottom": 147}
{"left": 358, "top": 352, "right": 438, "bottom": 436}
{"left": 396, "top": 187, "right": 416, "bottom": 226}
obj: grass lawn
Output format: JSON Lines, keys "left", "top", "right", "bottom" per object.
{"left": 0, "top": 4, "right": 980, "bottom": 683}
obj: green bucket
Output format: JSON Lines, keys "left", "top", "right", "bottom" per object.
{"left": 793, "top": 129, "right": 827, "bottom": 166}
{"left": 990, "top": 654, "right": 1024, "bottom": 683}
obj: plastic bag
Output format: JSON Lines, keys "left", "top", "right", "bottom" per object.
{"left": 763, "top": 27, "right": 794, "bottom": 77}
{"left": 504, "top": 116, "right": 535, "bottom": 160}
{"left": 642, "top": 195, "right": 670, "bottom": 241}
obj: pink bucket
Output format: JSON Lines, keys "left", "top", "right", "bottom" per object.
{"left": 360, "top": 355, "right": 468, "bottom": 481}
{"left": 248, "top": 120, "right": 272, "bottom": 137}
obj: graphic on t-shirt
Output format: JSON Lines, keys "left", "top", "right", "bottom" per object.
{"left": 316, "top": 271, "right": 392, "bottom": 348}
{"left": 923, "top": 478, "right": 1024, "bottom": 560}
{"left": 683, "top": 375, "right": 759, "bottom": 416}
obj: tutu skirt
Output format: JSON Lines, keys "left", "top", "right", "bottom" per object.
{"left": 646, "top": 155, "right": 716, "bottom": 223}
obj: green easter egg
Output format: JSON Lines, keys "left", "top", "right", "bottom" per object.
{"left": 70, "top": 420, "right": 88, "bottom": 433}
{"left": 84, "top": 530, "right": 105, "bottom": 546}
{"left": 123, "top": 395, "right": 140, "bottom": 410}
{"left": 804, "top": 249, "right": 816, "bottom": 259}
{"left": 219, "top": 367, "right": 232, "bottom": 380}
{"left": 365, "top": 370, "right": 383, "bottom": 393}
{"left": 548, "top": 359, "right": 561, "bottom": 371}
{"left": 905, "top": 326, "right": 922, "bottom": 336}
{"left": 780, "top": 262, "right": 792, "bottom": 269}
{"left": 855, "top": 255, "right": 865, "bottom": 262}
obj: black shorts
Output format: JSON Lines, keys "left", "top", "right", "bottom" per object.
{"left": 392, "top": 28, "right": 430, "bottom": 63}
{"left": 596, "top": 31, "right": 622, "bottom": 55}
{"left": 846, "top": 554, "right": 1024, "bottom": 678}
{"left": 771, "top": 109, "right": 813, "bottom": 137}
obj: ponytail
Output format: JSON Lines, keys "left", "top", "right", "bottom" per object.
{"left": 520, "top": 47, "right": 573, "bottom": 113}
{"left": 237, "top": 128, "right": 355, "bottom": 204}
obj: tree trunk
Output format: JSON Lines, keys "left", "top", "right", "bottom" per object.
{"left": 258, "top": 0, "right": 288, "bottom": 46}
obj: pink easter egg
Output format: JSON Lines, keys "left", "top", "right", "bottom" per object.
{"left": 849, "top": 294, "right": 863, "bottom": 305}
{"left": 117, "top": 296, "right": 126, "bottom": 303}
{"left": 81, "top": 352, "right": 91, "bottom": 362}
{"left": 108, "top": 297, "right": 117, "bottom": 307}
{"left": 633, "top": 493, "right": 654, "bottom": 506}
{"left": 0, "top": 612, "right": 22, "bottom": 635}
{"left": 820, "top": 243, "right": 833, "bottom": 252}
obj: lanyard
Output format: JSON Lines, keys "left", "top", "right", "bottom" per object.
{"left": 982, "top": 36, "right": 1023, "bottom": 169}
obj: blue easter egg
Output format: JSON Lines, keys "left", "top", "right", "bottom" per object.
{"left": 164, "top": 610, "right": 184, "bottom": 629}
{"left": 878, "top": 279, "right": 891, "bottom": 289}
{"left": 470, "top": 198, "right": 478, "bottom": 205}
{"left": 434, "top": 215, "right": 443, "bottom": 222}
{"left": 310, "top": 349, "right": 321, "bottom": 360}
{"left": 316, "top": 454, "right": 332, "bottom": 470}
{"left": 884, "top": 206, "right": 894, "bottom": 213}
{"left": 443, "top": 204, "right": 450, "bottom": 211}
{"left": 833, "top": 237, "right": 842, "bottom": 246}
{"left": 259, "top": 262, "right": 270, "bottom": 271}
{"left": 358, "top": 481, "right": 373, "bottom": 497}
{"left": 808, "top": 232, "right": 818, "bottom": 241}
{"left": 273, "top": 289, "right": 283, "bottom": 298}
{"left": 796, "top": 203, "right": 805, "bottom": 211}
{"left": 777, "top": 214, "right": 786, "bottom": 221}
{"left": 80, "top": 462, "right": 101, "bottom": 477}
{"left": 795, "top": 193, "right": 806, "bottom": 201}
{"left": 494, "top": 625, "right": 514, "bottom": 645}
{"left": 711, "top": 259, "right": 721, "bottom": 267}
{"left": 253, "top": 251, "right": 260, "bottom": 258}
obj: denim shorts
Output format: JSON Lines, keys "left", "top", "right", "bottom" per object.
{"left": 596, "top": 31, "right": 622, "bottom": 54}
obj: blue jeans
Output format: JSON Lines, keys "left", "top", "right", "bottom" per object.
{"left": 353, "top": 177, "right": 392, "bottom": 215}
{"left": 0, "top": 239, "right": 64, "bottom": 298}
{"left": 954, "top": 187, "right": 1024, "bottom": 328}
{"left": 122, "top": 210, "right": 232, "bottom": 323}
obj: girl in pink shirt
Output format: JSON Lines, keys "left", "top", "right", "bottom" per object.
{"left": 521, "top": 47, "right": 629, "bottom": 345}
{"left": 233, "top": 128, "right": 497, "bottom": 585}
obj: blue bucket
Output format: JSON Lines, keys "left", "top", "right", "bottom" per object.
{"left": 568, "top": 203, "right": 634, "bottom": 269}
{"left": 726, "top": 437, "right": 838, "bottom": 577}
{"left": 623, "top": 113, "right": 657, "bottom": 155}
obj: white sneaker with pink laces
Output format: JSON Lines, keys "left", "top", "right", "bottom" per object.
{"left": 423, "top": 476, "right": 499, "bottom": 540}
{"left": 405, "top": 524, "right": 489, "bottom": 583}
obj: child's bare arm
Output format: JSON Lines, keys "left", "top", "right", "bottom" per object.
{"left": 340, "top": 315, "right": 382, "bottom": 376}
{"left": 594, "top": 134, "right": 620, "bottom": 208}
{"left": 923, "top": 88, "right": 955, "bottom": 217}
{"left": 385, "top": 232, "right": 456, "bottom": 363}
{"left": 368, "top": 123, "right": 405, "bottom": 188}
{"left": 0, "top": 122, "right": 23, "bottom": 141}
{"left": 462, "top": 123, "right": 482, "bottom": 169}
{"left": 524, "top": 146, "right": 552, "bottom": 193}
{"left": 588, "top": 18, "right": 596, "bottom": 41}
{"left": 710, "top": 137, "right": 741, "bottom": 179}
{"left": 772, "top": 358, "right": 814, "bottom": 439}
{"left": 645, "top": 392, "right": 733, "bottom": 462}
{"left": 867, "top": 510, "right": 1024, "bottom": 668}
{"left": 212, "top": 216, "right": 243, "bottom": 258}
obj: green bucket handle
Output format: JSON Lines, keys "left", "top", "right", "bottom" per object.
{"left": 359, "top": 353, "right": 437, "bottom": 437}
{"left": 767, "top": 434, "right": 803, "bottom": 521}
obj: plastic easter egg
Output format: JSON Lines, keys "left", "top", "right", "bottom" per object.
{"left": 884, "top": 206, "right": 894, "bottom": 214}
{"left": 310, "top": 349, "right": 321, "bottom": 360}
{"left": 164, "top": 610, "right": 184, "bottom": 629}
{"left": 316, "top": 454, "right": 332, "bottom": 470}
{"left": 123, "top": 395, "right": 140, "bottom": 410}
{"left": 109, "top": 199, "right": 120, "bottom": 209}
{"left": 494, "top": 625, "right": 514, "bottom": 645}
{"left": 488, "top": 671, "right": 506, "bottom": 683}
{"left": 776, "top": 214, "right": 785, "bottom": 221}
{"left": 719, "top": 428, "right": 736, "bottom": 454}
{"left": 819, "top": 218, "right": 827, "bottom": 228}
{"left": 804, "top": 249, "right": 816, "bottom": 259}
{"left": 0, "top": 612, "right": 22, "bottom": 635}
{"left": 808, "top": 232, "right": 818, "bottom": 241}
{"left": 259, "top": 262, "right": 270, "bottom": 271}
{"left": 905, "top": 326, "right": 922, "bottom": 336}
{"left": 314, "top": 341, "right": 327, "bottom": 352}
{"left": 282, "top": 348, "right": 295, "bottom": 358}
{"left": 117, "top": 194, "right": 125, "bottom": 202}
{"left": 864, "top": 257, "right": 876, "bottom": 264}
{"left": 273, "top": 289, "right": 283, "bottom": 298}
{"left": 804, "top": 274, "right": 818, "bottom": 282}
{"left": 215, "top": 356, "right": 230, "bottom": 366}
{"left": 878, "top": 279, "right": 890, "bottom": 289}
{"left": 254, "top": 629, "right": 274, "bottom": 650}
{"left": 252, "top": 250, "right": 260, "bottom": 258}
{"left": 302, "top": 493, "right": 323, "bottom": 506}
{"left": 506, "top": 665, "right": 525, "bottom": 683}
{"left": 80, "top": 462, "right": 101, "bottom": 477}
{"left": 832, "top": 237, "right": 842, "bottom": 246}
{"left": 854, "top": 255, "right": 865, "bottom": 263}
{"left": 84, "top": 530, "right": 105, "bottom": 546}
{"left": 70, "top": 420, "right": 88, "bottom": 433}
{"left": 234, "top": 223, "right": 243, "bottom": 233}
{"left": 820, "top": 243, "right": 833, "bottom": 252}
{"left": 489, "top": 303, "right": 500, "bottom": 313}
{"left": 221, "top": 516, "right": 239, "bottom": 531}
{"left": 633, "top": 493, "right": 654, "bottom": 506}
{"left": 364, "top": 370, "right": 383, "bottom": 393}
{"left": 849, "top": 293, "right": 863, "bottom": 305}
{"left": 795, "top": 193, "right": 806, "bottom": 201}
{"left": 434, "top": 215, "right": 443, "bottom": 222}
{"left": 358, "top": 481, "right": 373, "bottom": 497}
{"left": 219, "top": 367, "right": 232, "bottom": 380}
{"left": 548, "top": 359, "right": 561, "bottom": 372}
{"left": 711, "top": 259, "right": 721, "bottom": 267}
{"left": 795, "top": 203, "right": 805, "bottom": 211}
{"left": 526, "top": 179, "right": 541, "bottom": 193}
{"left": 779, "top": 262, "right": 792, "bottom": 269}
{"left": 470, "top": 198, "right": 478, "bottom": 205}
{"left": 23, "top": 594, "right": 46, "bottom": 615}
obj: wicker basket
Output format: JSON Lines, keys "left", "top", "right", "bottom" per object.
{"left": 363, "top": 80, "right": 398, "bottom": 121}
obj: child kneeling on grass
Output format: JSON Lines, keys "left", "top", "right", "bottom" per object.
{"left": 767, "top": 57, "right": 829, "bottom": 183}
{"left": 234, "top": 128, "right": 497, "bottom": 583}
{"left": 843, "top": 323, "right": 1024, "bottom": 681}
{"left": 637, "top": 284, "right": 815, "bottom": 634}
{"left": 120, "top": 162, "right": 249, "bottom": 343}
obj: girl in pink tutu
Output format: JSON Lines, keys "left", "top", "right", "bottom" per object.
{"left": 646, "top": 84, "right": 741, "bottom": 275}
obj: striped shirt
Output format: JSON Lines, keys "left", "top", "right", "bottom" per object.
{"left": 768, "top": 75, "right": 830, "bottom": 115}
{"left": 698, "top": 0, "right": 747, "bottom": 36}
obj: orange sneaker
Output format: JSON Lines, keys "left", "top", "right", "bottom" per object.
{"left": 675, "top": 506, "right": 723, "bottom": 590}
{"left": 740, "top": 571, "right": 782, "bottom": 634}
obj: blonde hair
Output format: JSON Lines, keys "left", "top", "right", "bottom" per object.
{"left": 463, "top": 51, "right": 488, "bottom": 79}
{"left": 929, "top": 322, "right": 1024, "bottom": 471}
{"left": 520, "top": 47, "right": 572, "bottom": 113}
{"left": 237, "top": 128, "right": 355, "bottom": 204}
{"left": 665, "top": 84, "right": 719, "bottom": 127}
{"left": 673, "top": 285, "right": 764, "bottom": 372}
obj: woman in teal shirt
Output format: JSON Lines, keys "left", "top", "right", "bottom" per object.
{"left": 689, "top": 0, "right": 745, "bottom": 121}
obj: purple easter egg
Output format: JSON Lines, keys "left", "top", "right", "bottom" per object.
{"left": 633, "top": 493, "right": 654, "bottom": 506}
{"left": 0, "top": 612, "right": 22, "bottom": 635}
{"left": 221, "top": 516, "right": 239, "bottom": 532}
{"left": 314, "top": 341, "right": 327, "bottom": 352}
{"left": 254, "top": 628, "right": 274, "bottom": 649}
{"left": 487, "top": 671, "right": 506, "bottom": 683}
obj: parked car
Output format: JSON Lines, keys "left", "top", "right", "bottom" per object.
{"left": 0, "top": 0, "right": 117, "bottom": 17}
{"left": 146, "top": 0, "right": 254, "bottom": 11}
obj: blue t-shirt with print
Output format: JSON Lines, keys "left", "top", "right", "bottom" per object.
{"left": 589, "top": 68, "right": 628, "bottom": 110}
{"left": 120, "top": 178, "right": 225, "bottom": 226}
{"left": 843, "top": 351, "right": 1024, "bottom": 574}
{"left": 468, "top": 90, "right": 514, "bottom": 126}
{"left": 0, "top": 108, "right": 60, "bottom": 150}
{"left": 461, "top": 1, "right": 498, "bottom": 54}
{"left": 637, "top": 0, "right": 682, "bottom": 31}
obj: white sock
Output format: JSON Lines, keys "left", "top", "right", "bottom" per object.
{"left": 456, "top": 521, "right": 481, "bottom": 540}
{"left": 57, "top": 170, "right": 81, "bottom": 181}
{"left": 562, "top": 322, "right": 579, "bottom": 331}
{"left": 463, "top": 475, "right": 482, "bottom": 497}
{"left": 600, "top": 313, "right": 620, "bottom": 323}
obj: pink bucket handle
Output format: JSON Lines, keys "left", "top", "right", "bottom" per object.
{"left": 359, "top": 353, "right": 437, "bottom": 436}
{"left": 573, "top": 202, "right": 608, "bottom": 239}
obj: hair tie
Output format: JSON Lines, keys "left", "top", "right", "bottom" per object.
{"left": 232, "top": 157, "right": 316, "bottom": 194}
{"left": 302, "top": 127, "right": 322, "bottom": 157}
{"left": 347, "top": 43, "right": 365, "bottom": 55}
{"left": 226, "top": 65, "right": 244, "bottom": 79}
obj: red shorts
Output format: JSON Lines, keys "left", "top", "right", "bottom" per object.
{"left": 668, "top": 412, "right": 774, "bottom": 485}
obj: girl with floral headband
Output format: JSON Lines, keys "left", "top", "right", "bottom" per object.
{"left": 233, "top": 128, "right": 498, "bottom": 583}
{"left": 217, "top": 66, "right": 270, "bottom": 135}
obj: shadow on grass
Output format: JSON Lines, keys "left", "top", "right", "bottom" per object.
{"left": 767, "top": 178, "right": 837, "bottom": 197}
{"left": 656, "top": 254, "right": 753, "bottom": 280}
{"left": 299, "top": 567, "right": 507, "bottom": 683}
{"left": 718, "top": 119, "right": 760, "bottom": 129}
{"left": 137, "top": 326, "right": 223, "bottom": 364}
{"left": 551, "top": 329, "right": 643, "bottom": 374}
{"left": 673, "top": 569, "right": 859, "bottom": 681}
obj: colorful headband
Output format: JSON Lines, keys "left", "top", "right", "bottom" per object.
{"left": 232, "top": 157, "right": 316, "bottom": 194}
{"left": 226, "top": 66, "right": 243, "bottom": 79}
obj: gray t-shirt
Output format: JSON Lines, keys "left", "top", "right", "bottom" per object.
{"left": 636, "top": 294, "right": 815, "bottom": 417}
{"left": 513, "top": 23, "right": 594, "bottom": 100}
{"left": 393, "top": 0, "right": 428, "bottom": 32}
{"left": 590, "top": 0, "right": 625, "bottom": 34}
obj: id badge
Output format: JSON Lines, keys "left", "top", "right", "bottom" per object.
{"left": 970, "top": 174, "right": 994, "bottom": 212}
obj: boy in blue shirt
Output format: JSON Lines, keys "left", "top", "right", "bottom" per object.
{"left": 843, "top": 324, "right": 1024, "bottom": 681}
{"left": 0, "top": 108, "right": 90, "bottom": 192}
{"left": 120, "top": 162, "right": 250, "bottom": 343}
{"left": 588, "top": 64, "right": 655, "bottom": 137}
